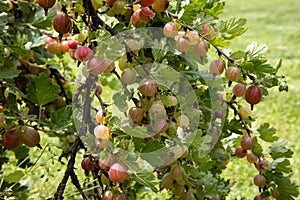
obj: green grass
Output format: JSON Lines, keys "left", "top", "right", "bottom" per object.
{"left": 221, "top": 0, "right": 300, "bottom": 199}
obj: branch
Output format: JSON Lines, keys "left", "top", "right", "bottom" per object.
{"left": 95, "top": 92, "right": 109, "bottom": 117}
{"left": 54, "top": 72, "right": 97, "bottom": 199}
{"left": 70, "top": 170, "right": 88, "bottom": 200}
{"left": 226, "top": 101, "right": 252, "bottom": 135}
{"left": 50, "top": 68, "right": 72, "bottom": 104}
{"left": 82, "top": 0, "right": 117, "bottom": 35}
{"left": 53, "top": 137, "right": 81, "bottom": 200}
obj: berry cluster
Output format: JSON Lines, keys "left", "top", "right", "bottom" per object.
{"left": 2, "top": 125, "right": 41, "bottom": 150}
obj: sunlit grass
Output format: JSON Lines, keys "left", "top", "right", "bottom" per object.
{"left": 221, "top": 0, "right": 300, "bottom": 199}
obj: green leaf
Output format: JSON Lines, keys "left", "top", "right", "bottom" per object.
{"left": 14, "top": 145, "right": 30, "bottom": 161}
{"left": 230, "top": 50, "right": 245, "bottom": 60}
{"left": 112, "top": 91, "right": 128, "bottom": 112}
{"left": 122, "top": 125, "right": 149, "bottom": 138}
{"left": 180, "top": 0, "right": 206, "bottom": 23}
{"left": 274, "top": 58, "right": 282, "bottom": 74}
{"left": 270, "top": 158, "right": 291, "bottom": 173}
{"left": 245, "top": 42, "right": 268, "bottom": 58}
{"left": 206, "top": 2, "right": 224, "bottom": 17}
{"left": 4, "top": 170, "right": 25, "bottom": 182}
{"left": 153, "top": 65, "right": 180, "bottom": 84}
{"left": 140, "top": 150, "right": 166, "bottom": 169}
{"left": 131, "top": 172, "right": 158, "bottom": 193}
{"left": 262, "top": 76, "right": 279, "bottom": 88}
{"left": 0, "top": 68, "right": 21, "bottom": 79}
{"left": 0, "top": 2, "right": 9, "bottom": 12}
{"left": 252, "top": 58, "right": 274, "bottom": 74}
{"left": 209, "top": 36, "right": 231, "bottom": 47}
{"left": 219, "top": 18, "right": 247, "bottom": 39}
{"left": 192, "top": 133, "right": 212, "bottom": 158}
{"left": 226, "top": 118, "right": 243, "bottom": 133}
{"left": 30, "top": 35, "right": 48, "bottom": 48}
{"left": 32, "top": 10, "right": 56, "bottom": 29}
{"left": 240, "top": 61, "right": 254, "bottom": 71}
{"left": 258, "top": 123, "right": 279, "bottom": 142}
{"left": 252, "top": 141, "right": 263, "bottom": 157}
{"left": 269, "top": 140, "right": 293, "bottom": 159}
{"left": 7, "top": 45, "right": 31, "bottom": 57}
{"left": 276, "top": 176, "right": 299, "bottom": 200}
{"left": 50, "top": 106, "right": 73, "bottom": 130}
{"left": 141, "top": 140, "right": 164, "bottom": 153}
{"left": 26, "top": 73, "right": 60, "bottom": 106}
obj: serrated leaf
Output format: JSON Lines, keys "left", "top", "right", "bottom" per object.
{"left": 245, "top": 42, "right": 268, "bottom": 58}
{"left": 26, "top": 73, "right": 60, "bottom": 106}
{"left": 32, "top": 10, "right": 56, "bottom": 29}
{"left": 112, "top": 91, "right": 128, "bottom": 112}
{"left": 0, "top": 68, "right": 21, "bottom": 79}
{"left": 258, "top": 123, "right": 279, "bottom": 142}
{"left": 270, "top": 158, "right": 291, "bottom": 173}
{"left": 192, "top": 134, "right": 212, "bottom": 158}
{"left": 230, "top": 50, "right": 245, "bottom": 60}
{"left": 4, "top": 170, "right": 24, "bottom": 182}
{"left": 219, "top": 18, "right": 247, "bottom": 40}
{"left": 226, "top": 118, "right": 243, "bottom": 133}
{"left": 30, "top": 35, "right": 48, "bottom": 48}
{"left": 141, "top": 140, "right": 164, "bottom": 153}
{"left": 276, "top": 176, "right": 299, "bottom": 200}
{"left": 210, "top": 36, "right": 231, "bottom": 47}
{"left": 131, "top": 172, "right": 158, "bottom": 192}
{"left": 140, "top": 150, "right": 166, "bottom": 169}
{"left": 270, "top": 140, "right": 293, "bottom": 159}
{"left": 0, "top": 2, "right": 9, "bottom": 12}
{"left": 262, "top": 76, "right": 279, "bottom": 88}
{"left": 206, "top": 2, "right": 224, "bottom": 17}
{"left": 154, "top": 65, "right": 180, "bottom": 84}
{"left": 252, "top": 58, "right": 274, "bottom": 75}
{"left": 252, "top": 142, "right": 263, "bottom": 157}
{"left": 122, "top": 125, "right": 149, "bottom": 138}
{"left": 7, "top": 45, "right": 31, "bottom": 57}
{"left": 180, "top": 0, "right": 206, "bottom": 23}
{"left": 240, "top": 61, "right": 254, "bottom": 71}
{"left": 50, "top": 106, "right": 73, "bottom": 130}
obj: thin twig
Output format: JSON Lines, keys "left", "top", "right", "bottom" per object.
{"left": 226, "top": 101, "right": 252, "bottom": 135}
{"left": 50, "top": 68, "right": 72, "bottom": 104}
{"left": 165, "top": 11, "right": 257, "bottom": 83}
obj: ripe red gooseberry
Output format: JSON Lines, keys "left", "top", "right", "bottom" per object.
{"left": 233, "top": 83, "right": 246, "bottom": 97}
{"left": 245, "top": 85, "right": 263, "bottom": 105}
{"left": 235, "top": 146, "right": 247, "bottom": 158}
{"left": 53, "top": 14, "right": 72, "bottom": 34}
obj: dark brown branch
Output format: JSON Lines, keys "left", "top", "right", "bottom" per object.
{"left": 226, "top": 101, "right": 252, "bottom": 135}
{"left": 95, "top": 92, "right": 109, "bottom": 117}
{"left": 82, "top": 0, "right": 117, "bottom": 35}
{"left": 50, "top": 68, "right": 72, "bottom": 104}
{"left": 83, "top": 74, "right": 98, "bottom": 135}
{"left": 54, "top": 72, "right": 96, "bottom": 199}
{"left": 53, "top": 137, "right": 81, "bottom": 200}
{"left": 70, "top": 170, "right": 88, "bottom": 200}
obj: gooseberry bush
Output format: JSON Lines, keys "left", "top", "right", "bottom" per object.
{"left": 0, "top": 0, "right": 298, "bottom": 199}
